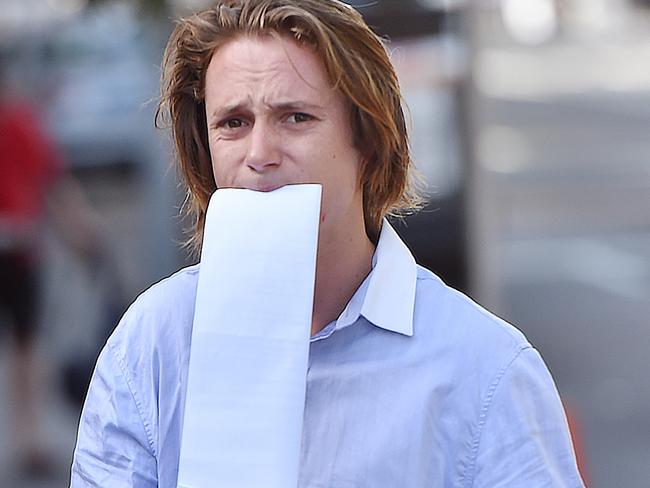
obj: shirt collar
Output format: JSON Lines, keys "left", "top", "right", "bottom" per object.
{"left": 311, "top": 219, "right": 417, "bottom": 341}
{"left": 310, "top": 219, "right": 417, "bottom": 342}
{"left": 360, "top": 219, "right": 417, "bottom": 337}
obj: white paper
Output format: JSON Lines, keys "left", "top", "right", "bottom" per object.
{"left": 177, "top": 184, "right": 322, "bottom": 488}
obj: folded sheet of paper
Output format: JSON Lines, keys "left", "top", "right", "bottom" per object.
{"left": 177, "top": 184, "right": 322, "bottom": 488}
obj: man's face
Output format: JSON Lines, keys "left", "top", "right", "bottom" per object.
{"left": 204, "top": 34, "right": 365, "bottom": 234}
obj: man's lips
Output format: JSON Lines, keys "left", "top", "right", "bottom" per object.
{"left": 253, "top": 183, "right": 284, "bottom": 192}
{"left": 227, "top": 182, "right": 313, "bottom": 192}
{"left": 219, "top": 183, "right": 286, "bottom": 192}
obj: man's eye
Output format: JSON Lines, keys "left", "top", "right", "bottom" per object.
{"left": 287, "top": 113, "right": 313, "bottom": 123}
{"left": 223, "top": 118, "right": 244, "bottom": 129}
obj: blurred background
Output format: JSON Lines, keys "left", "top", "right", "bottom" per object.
{"left": 0, "top": 0, "right": 648, "bottom": 486}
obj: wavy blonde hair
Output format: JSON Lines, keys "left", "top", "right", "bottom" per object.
{"left": 156, "top": 0, "right": 421, "bottom": 254}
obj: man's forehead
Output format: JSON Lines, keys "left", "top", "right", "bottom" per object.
{"left": 218, "top": 35, "right": 325, "bottom": 73}
{"left": 205, "top": 35, "right": 336, "bottom": 105}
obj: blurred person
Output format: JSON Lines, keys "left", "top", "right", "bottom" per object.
{"left": 71, "top": 1, "right": 585, "bottom": 486}
{"left": 0, "top": 59, "right": 104, "bottom": 476}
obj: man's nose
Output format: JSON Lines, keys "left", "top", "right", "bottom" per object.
{"left": 245, "top": 121, "right": 281, "bottom": 173}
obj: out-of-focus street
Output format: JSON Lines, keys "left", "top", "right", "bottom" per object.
{"left": 0, "top": 1, "right": 649, "bottom": 486}
{"left": 470, "top": 5, "right": 650, "bottom": 486}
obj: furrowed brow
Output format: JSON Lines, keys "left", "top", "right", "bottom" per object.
{"left": 210, "top": 100, "right": 325, "bottom": 122}
{"left": 267, "top": 101, "right": 324, "bottom": 113}
{"left": 211, "top": 103, "right": 248, "bottom": 121}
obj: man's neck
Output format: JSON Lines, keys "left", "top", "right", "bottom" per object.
{"left": 311, "top": 217, "right": 375, "bottom": 336}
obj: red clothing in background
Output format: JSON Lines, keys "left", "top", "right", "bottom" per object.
{"left": 0, "top": 100, "right": 62, "bottom": 224}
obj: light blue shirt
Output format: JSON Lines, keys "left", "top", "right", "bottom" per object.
{"left": 71, "top": 222, "right": 584, "bottom": 487}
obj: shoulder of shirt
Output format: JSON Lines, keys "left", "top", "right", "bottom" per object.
{"left": 106, "top": 264, "right": 200, "bottom": 356}
{"left": 412, "top": 264, "right": 532, "bottom": 367}
{"left": 411, "top": 270, "right": 576, "bottom": 486}
{"left": 131, "top": 263, "right": 200, "bottom": 309}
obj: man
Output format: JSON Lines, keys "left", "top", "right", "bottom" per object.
{"left": 0, "top": 59, "right": 103, "bottom": 477}
{"left": 71, "top": 1, "right": 585, "bottom": 486}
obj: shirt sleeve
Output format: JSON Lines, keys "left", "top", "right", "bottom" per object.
{"left": 70, "top": 342, "right": 158, "bottom": 487}
{"left": 468, "top": 347, "right": 585, "bottom": 488}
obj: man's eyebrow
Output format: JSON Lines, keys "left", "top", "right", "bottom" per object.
{"left": 268, "top": 101, "right": 325, "bottom": 112}
{"left": 210, "top": 103, "right": 247, "bottom": 121}
{"left": 210, "top": 100, "right": 325, "bottom": 120}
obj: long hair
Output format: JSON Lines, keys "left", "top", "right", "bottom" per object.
{"left": 156, "top": 0, "right": 421, "bottom": 255}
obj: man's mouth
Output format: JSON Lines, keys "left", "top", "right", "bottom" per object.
{"left": 254, "top": 183, "right": 284, "bottom": 192}
{"left": 220, "top": 182, "right": 287, "bottom": 193}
